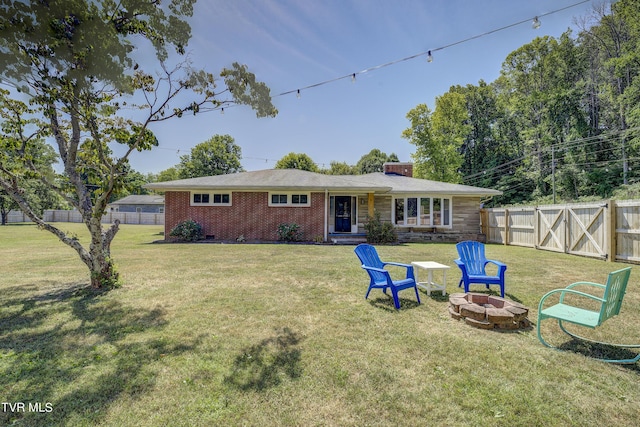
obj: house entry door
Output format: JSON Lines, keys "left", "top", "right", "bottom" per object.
{"left": 335, "top": 196, "right": 352, "bottom": 232}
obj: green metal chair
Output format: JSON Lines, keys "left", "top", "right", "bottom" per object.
{"left": 537, "top": 267, "right": 640, "bottom": 364}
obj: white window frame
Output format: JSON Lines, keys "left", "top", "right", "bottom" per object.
{"left": 190, "top": 191, "right": 232, "bottom": 206}
{"left": 393, "top": 196, "right": 452, "bottom": 228}
{"left": 268, "top": 192, "right": 311, "bottom": 207}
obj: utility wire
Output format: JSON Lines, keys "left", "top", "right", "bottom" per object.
{"left": 462, "top": 126, "right": 640, "bottom": 184}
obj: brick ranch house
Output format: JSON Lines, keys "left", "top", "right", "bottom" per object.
{"left": 145, "top": 162, "right": 502, "bottom": 243}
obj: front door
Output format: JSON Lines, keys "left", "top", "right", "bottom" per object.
{"left": 335, "top": 196, "right": 352, "bottom": 232}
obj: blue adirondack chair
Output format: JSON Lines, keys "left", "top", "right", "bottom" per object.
{"left": 354, "top": 244, "right": 421, "bottom": 309}
{"left": 454, "top": 241, "right": 507, "bottom": 297}
{"left": 537, "top": 267, "right": 639, "bottom": 364}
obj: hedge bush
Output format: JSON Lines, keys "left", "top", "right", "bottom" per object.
{"left": 363, "top": 210, "right": 396, "bottom": 244}
{"left": 277, "top": 223, "right": 303, "bottom": 242}
{"left": 169, "top": 219, "right": 203, "bottom": 242}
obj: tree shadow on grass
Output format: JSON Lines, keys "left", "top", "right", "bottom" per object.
{"left": 367, "top": 295, "right": 421, "bottom": 312}
{"left": 224, "top": 327, "right": 303, "bottom": 392}
{"left": 0, "top": 282, "right": 203, "bottom": 426}
{"left": 558, "top": 339, "right": 640, "bottom": 372}
{"left": 419, "top": 290, "right": 449, "bottom": 303}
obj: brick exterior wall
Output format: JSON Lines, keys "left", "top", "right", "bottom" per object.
{"left": 164, "top": 191, "right": 326, "bottom": 241}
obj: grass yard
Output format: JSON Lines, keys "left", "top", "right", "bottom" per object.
{"left": 1, "top": 223, "right": 640, "bottom": 426}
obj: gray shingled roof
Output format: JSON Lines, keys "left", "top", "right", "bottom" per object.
{"left": 346, "top": 173, "right": 502, "bottom": 196}
{"left": 144, "top": 169, "right": 501, "bottom": 197}
{"left": 145, "top": 169, "right": 383, "bottom": 192}
{"left": 109, "top": 195, "right": 165, "bottom": 205}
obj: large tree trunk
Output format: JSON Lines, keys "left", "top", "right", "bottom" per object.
{"left": 87, "top": 218, "right": 121, "bottom": 288}
{"left": 0, "top": 177, "right": 121, "bottom": 288}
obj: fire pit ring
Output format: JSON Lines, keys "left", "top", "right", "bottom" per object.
{"left": 449, "top": 293, "right": 530, "bottom": 330}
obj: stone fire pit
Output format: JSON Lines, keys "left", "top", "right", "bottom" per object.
{"left": 449, "top": 293, "right": 530, "bottom": 330}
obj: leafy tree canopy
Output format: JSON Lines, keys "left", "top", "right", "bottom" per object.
{"left": 403, "top": 93, "right": 468, "bottom": 183}
{"left": 274, "top": 152, "right": 318, "bottom": 172}
{"left": 321, "top": 161, "right": 357, "bottom": 175}
{"left": 154, "top": 166, "right": 180, "bottom": 184}
{"left": 356, "top": 149, "right": 399, "bottom": 174}
{"left": 0, "top": 0, "right": 276, "bottom": 288}
{"left": 177, "top": 134, "right": 244, "bottom": 178}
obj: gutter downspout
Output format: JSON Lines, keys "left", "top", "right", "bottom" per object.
{"left": 480, "top": 195, "right": 495, "bottom": 207}
{"left": 324, "top": 189, "right": 328, "bottom": 242}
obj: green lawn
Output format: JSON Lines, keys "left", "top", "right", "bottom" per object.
{"left": 1, "top": 223, "right": 640, "bottom": 426}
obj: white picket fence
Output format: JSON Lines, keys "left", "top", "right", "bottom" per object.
{"left": 5, "top": 210, "right": 164, "bottom": 225}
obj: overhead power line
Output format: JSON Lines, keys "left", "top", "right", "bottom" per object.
{"left": 462, "top": 126, "right": 640, "bottom": 186}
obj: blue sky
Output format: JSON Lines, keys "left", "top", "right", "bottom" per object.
{"left": 132, "top": 0, "right": 600, "bottom": 175}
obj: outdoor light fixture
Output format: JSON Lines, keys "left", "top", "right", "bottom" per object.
{"left": 427, "top": 50, "right": 433, "bottom": 63}
{"left": 296, "top": 89, "right": 301, "bottom": 99}
{"left": 532, "top": 17, "right": 541, "bottom": 29}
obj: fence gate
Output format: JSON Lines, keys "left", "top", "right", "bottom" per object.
{"left": 536, "top": 206, "right": 566, "bottom": 253}
{"left": 535, "top": 203, "right": 608, "bottom": 259}
{"left": 565, "top": 203, "right": 608, "bottom": 259}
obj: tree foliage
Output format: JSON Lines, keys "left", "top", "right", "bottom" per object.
{"left": 0, "top": 0, "right": 276, "bottom": 288}
{"left": 402, "top": 92, "right": 468, "bottom": 183}
{"left": 355, "top": 149, "right": 398, "bottom": 174}
{"left": 0, "top": 135, "right": 64, "bottom": 224}
{"left": 321, "top": 161, "right": 357, "bottom": 175}
{"left": 155, "top": 166, "right": 180, "bottom": 183}
{"left": 404, "top": 0, "right": 640, "bottom": 206}
{"left": 274, "top": 152, "right": 318, "bottom": 172}
{"left": 177, "top": 134, "right": 243, "bottom": 178}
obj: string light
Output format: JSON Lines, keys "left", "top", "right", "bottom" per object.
{"left": 532, "top": 16, "right": 541, "bottom": 29}
{"left": 351, "top": 73, "right": 356, "bottom": 83}
{"left": 274, "top": 0, "right": 590, "bottom": 100}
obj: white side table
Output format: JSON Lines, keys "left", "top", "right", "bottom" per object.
{"left": 411, "top": 261, "right": 450, "bottom": 296}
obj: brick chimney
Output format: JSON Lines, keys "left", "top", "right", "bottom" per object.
{"left": 383, "top": 162, "right": 413, "bottom": 177}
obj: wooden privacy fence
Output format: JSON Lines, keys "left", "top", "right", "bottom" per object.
{"left": 5, "top": 209, "right": 164, "bottom": 225}
{"left": 481, "top": 199, "right": 640, "bottom": 263}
